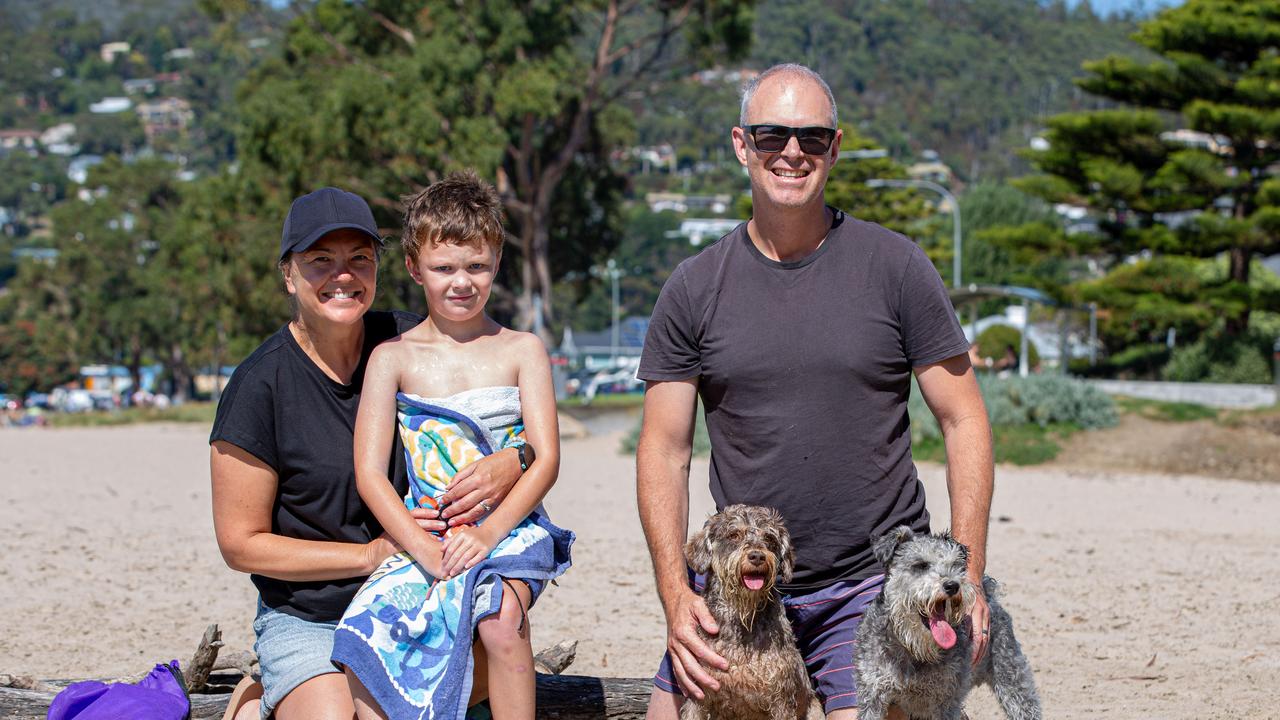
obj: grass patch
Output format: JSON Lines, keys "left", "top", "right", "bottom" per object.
{"left": 913, "top": 422, "right": 1077, "bottom": 466}
{"left": 1114, "top": 396, "right": 1219, "bottom": 422}
{"left": 46, "top": 403, "right": 217, "bottom": 428}
{"left": 557, "top": 392, "right": 645, "bottom": 411}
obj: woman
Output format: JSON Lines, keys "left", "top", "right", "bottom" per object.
{"left": 210, "top": 187, "right": 528, "bottom": 720}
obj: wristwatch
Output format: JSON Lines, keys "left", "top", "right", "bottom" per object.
{"left": 513, "top": 441, "right": 534, "bottom": 472}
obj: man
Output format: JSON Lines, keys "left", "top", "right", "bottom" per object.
{"left": 636, "top": 63, "right": 994, "bottom": 719}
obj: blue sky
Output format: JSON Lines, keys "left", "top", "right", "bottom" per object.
{"left": 1079, "top": 0, "right": 1182, "bottom": 16}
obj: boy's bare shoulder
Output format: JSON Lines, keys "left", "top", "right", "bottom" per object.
{"left": 368, "top": 332, "right": 414, "bottom": 364}
{"left": 496, "top": 327, "right": 548, "bottom": 355}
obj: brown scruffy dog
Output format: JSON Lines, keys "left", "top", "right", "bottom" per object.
{"left": 680, "top": 504, "right": 824, "bottom": 720}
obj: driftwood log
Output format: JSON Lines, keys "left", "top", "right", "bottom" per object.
{"left": 0, "top": 631, "right": 652, "bottom": 719}
{"left": 0, "top": 673, "right": 653, "bottom": 719}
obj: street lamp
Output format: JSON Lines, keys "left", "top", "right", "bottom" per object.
{"left": 605, "top": 259, "right": 624, "bottom": 368}
{"left": 866, "top": 178, "right": 962, "bottom": 288}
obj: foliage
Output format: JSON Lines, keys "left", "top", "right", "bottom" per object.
{"left": 1017, "top": 0, "right": 1280, "bottom": 353}
{"left": 231, "top": 0, "right": 755, "bottom": 333}
{"left": 1114, "top": 395, "right": 1219, "bottom": 422}
{"left": 911, "top": 421, "right": 1074, "bottom": 466}
{"left": 45, "top": 400, "right": 216, "bottom": 427}
{"left": 909, "top": 374, "right": 1118, "bottom": 443}
{"left": 975, "top": 324, "right": 1041, "bottom": 370}
{"left": 747, "top": 0, "right": 1146, "bottom": 180}
{"left": 1161, "top": 329, "right": 1274, "bottom": 384}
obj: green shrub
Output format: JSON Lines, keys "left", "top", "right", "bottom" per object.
{"left": 627, "top": 376, "right": 1118, "bottom": 459}
{"left": 1162, "top": 332, "right": 1273, "bottom": 384}
{"left": 1070, "top": 343, "right": 1169, "bottom": 379}
{"left": 910, "top": 374, "right": 1117, "bottom": 440}
{"left": 974, "top": 324, "right": 1039, "bottom": 369}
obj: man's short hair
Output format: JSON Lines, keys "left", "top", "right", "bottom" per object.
{"left": 739, "top": 63, "right": 838, "bottom": 128}
{"left": 401, "top": 170, "right": 505, "bottom": 262}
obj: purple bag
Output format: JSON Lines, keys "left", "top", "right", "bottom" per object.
{"left": 47, "top": 660, "right": 190, "bottom": 720}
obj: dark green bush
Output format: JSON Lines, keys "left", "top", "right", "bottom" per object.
{"left": 974, "top": 324, "right": 1040, "bottom": 370}
{"left": 1162, "top": 331, "right": 1273, "bottom": 384}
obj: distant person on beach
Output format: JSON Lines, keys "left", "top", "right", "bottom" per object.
{"left": 209, "top": 187, "right": 530, "bottom": 720}
{"left": 636, "top": 63, "right": 995, "bottom": 719}
{"left": 332, "top": 171, "right": 573, "bottom": 720}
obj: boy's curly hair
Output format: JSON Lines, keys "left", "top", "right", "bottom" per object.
{"left": 401, "top": 170, "right": 505, "bottom": 263}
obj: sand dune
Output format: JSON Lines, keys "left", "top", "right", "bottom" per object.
{"left": 1, "top": 421, "right": 1276, "bottom": 719}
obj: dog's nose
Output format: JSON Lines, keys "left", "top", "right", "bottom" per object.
{"left": 747, "top": 550, "right": 765, "bottom": 565}
{"left": 942, "top": 580, "right": 960, "bottom": 596}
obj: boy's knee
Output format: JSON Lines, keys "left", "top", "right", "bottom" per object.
{"left": 477, "top": 584, "right": 531, "bottom": 654}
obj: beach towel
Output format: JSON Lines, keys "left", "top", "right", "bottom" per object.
{"left": 332, "top": 386, "right": 573, "bottom": 720}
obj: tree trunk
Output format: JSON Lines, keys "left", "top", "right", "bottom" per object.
{"left": 1227, "top": 246, "right": 1251, "bottom": 337}
{"left": 0, "top": 675, "right": 653, "bottom": 719}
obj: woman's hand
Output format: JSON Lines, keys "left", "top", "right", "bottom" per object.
{"left": 438, "top": 446, "right": 526, "bottom": 527}
{"left": 439, "top": 524, "right": 503, "bottom": 579}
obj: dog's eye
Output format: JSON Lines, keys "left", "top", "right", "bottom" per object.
{"left": 912, "top": 561, "right": 930, "bottom": 572}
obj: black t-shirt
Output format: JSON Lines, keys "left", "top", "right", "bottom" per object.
{"left": 210, "top": 310, "right": 422, "bottom": 621}
{"left": 639, "top": 210, "right": 970, "bottom": 592}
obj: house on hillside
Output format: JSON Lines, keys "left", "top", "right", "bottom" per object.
{"left": 136, "top": 97, "right": 193, "bottom": 142}
{"left": 100, "top": 42, "right": 131, "bottom": 63}
{"left": 908, "top": 150, "right": 954, "bottom": 186}
{"left": 123, "top": 78, "right": 157, "bottom": 95}
{"left": 0, "top": 129, "right": 40, "bottom": 152}
{"left": 40, "top": 123, "right": 78, "bottom": 156}
{"left": 669, "top": 218, "right": 741, "bottom": 246}
{"left": 89, "top": 97, "right": 132, "bottom": 114}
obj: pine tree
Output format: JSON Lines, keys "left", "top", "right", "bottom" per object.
{"left": 1020, "top": 0, "right": 1280, "bottom": 349}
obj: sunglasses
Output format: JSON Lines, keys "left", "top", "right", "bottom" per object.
{"left": 742, "top": 124, "right": 837, "bottom": 155}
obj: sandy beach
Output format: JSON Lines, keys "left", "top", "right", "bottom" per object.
{"left": 2, "top": 418, "right": 1277, "bottom": 719}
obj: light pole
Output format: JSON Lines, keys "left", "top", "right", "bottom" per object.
{"left": 866, "top": 178, "right": 962, "bottom": 288}
{"left": 606, "top": 259, "right": 623, "bottom": 368}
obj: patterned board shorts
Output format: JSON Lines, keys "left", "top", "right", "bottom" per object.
{"left": 653, "top": 573, "right": 885, "bottom": 713}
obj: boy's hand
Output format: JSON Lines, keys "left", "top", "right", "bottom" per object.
{"left": 440, "top": 524, "right": 502, "bottom": 578}
{"left": 439, "top": 447, "right": 525, "bottom": 526}
{"left": 408, "top": 506, "right": 449, "bottom": 535}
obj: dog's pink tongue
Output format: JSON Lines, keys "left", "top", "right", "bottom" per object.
{"left": 742, "top": 575, "right": 765, "bottom": 591}
{"left": 929, "top": 607, "right": 957, "bottom": 649}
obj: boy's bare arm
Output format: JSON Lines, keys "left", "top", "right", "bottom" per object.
{"left": 354, "top": 343, "right": 445, "bottom": 576}
{"left": 440, "top": 332, "right": 560, "bottom": 576}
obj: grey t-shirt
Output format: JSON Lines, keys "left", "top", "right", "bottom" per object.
{"left": 639, "top": 209, "right": 970, "bottom": 591}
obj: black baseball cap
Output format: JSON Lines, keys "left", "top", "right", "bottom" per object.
{"left": 279, "top": 187, "right": 383, "bottom": 260}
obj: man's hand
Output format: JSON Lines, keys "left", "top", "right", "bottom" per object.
{"left": 439, "top": 447, "right": 524, "bottom": 526}
{"left": 664, "top": 587, "right": 729, "bottom": 700}
{"left": 968, "top": 579, "right": 991, "bottom": 667}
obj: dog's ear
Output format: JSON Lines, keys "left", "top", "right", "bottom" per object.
{"left": 779, "top": 530, "right": 796, "bottom": 584}
{"left": 685, "top": 525, "right": 713, "bottom": 574}
{"left": 872, "top": 525, "right": 915, "bottom": 569}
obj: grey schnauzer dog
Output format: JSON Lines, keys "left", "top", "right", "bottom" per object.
{"left": 854, "top": 526, "right": 1041, "bottom": 720}
{"left": 680, "top": 504, "right": 823, "bottom": 720}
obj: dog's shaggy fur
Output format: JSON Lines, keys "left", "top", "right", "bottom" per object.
{"left": 679, "top": 505, "right": 823, "bottom": 720}
{"left": 854, "top": 527, "right": 1041, "bottom": 720}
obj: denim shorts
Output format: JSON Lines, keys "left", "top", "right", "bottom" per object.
{"left": 253, "top": 599, "right": 343, "bottom": 719}
{"left": 653, "top": 573, "right": 885, "bottom": 713}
